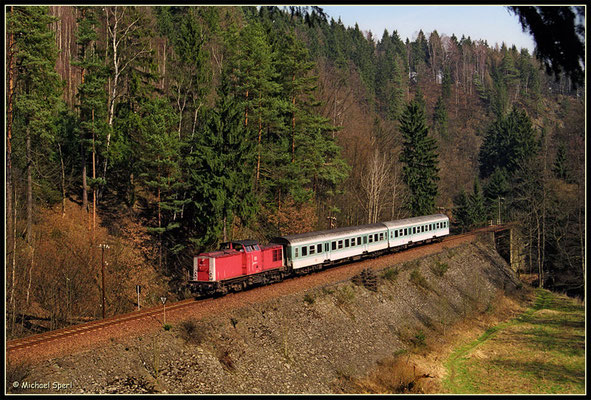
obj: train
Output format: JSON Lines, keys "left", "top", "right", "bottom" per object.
{"left": 189, "top": 213, "right": 450, "bottom": 296}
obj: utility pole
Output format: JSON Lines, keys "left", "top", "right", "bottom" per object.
{"left": 99, "top": 244, "right": 109, "bottom": 319}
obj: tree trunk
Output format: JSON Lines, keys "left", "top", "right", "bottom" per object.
{"left": 92, "top": 109, "right": 97, "bottom": 238}
{"left": 7, "top": 7, "right": 16, "bottom": 267}
{"left": 256, "top": 93, "right": 262, "bottom": 185}
{"left": 58, "top": 143, "right": 66, "bottom": 217}
{"left": 82, "top": 145, "right": 88, "bottom": 212}
{"left": 26, "top": 127, "right": 33, "bottom": 244}
{"left": 10, "top": 189, "right": 18, "bottom": 334}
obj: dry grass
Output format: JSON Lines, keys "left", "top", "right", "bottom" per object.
{"left": 337, "top": 355, "right": 437, "bottom": 394}
{"left": 443, "top": 289, "right": 585, "bottom": 394}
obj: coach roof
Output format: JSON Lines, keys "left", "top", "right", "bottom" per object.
{"left": 273, "top": 222, "right": 387, "bottom": 246}
{"left": 381, "top": 214, "right": 449, "bottom": 229}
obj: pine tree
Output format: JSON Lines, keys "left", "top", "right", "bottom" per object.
{"left": 10, "top": 6, "right": 64, "bottom": 243}
{"left": 185, "top": 84, "right": 257, "bottom": 248}
{"left": 479, "top": 107, "right": 538, "bottom": 178}
{"left": 73, "top": 6, "right": 108, "bottom": 232}
{"left": 468, "top": 178, "right": 487, "bottom": 227}
{"left": 433, "top": 95, "right": 448, "bottom": 138}
{"left": 399, "top": 100, "right": 440, "bottom": 216}
{"left": 453, "top": 189, "right": 471, "bottom": 232}
{"left": 484, "top": 167, "right": 510, "bottom": 221}
{"left": 552, "top": 142, "right": 570, "bottom": 181}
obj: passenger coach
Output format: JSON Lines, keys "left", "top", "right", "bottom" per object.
{"left": 272, "top": 223, "right": 389, "bottom": 272}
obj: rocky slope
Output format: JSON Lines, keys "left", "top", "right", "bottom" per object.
{"left": 8, "top": 234, "right": 527, "bottom": 394}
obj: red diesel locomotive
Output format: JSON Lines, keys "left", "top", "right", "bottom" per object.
{"left": 191, "top": 240, "right": 287, "bottom": 296}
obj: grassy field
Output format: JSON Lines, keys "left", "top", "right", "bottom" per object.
{"left": 443, "top": 289, "right": 585, "bottom": 394}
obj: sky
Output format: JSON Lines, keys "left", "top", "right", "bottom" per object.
{"left": 321, "top": 5, "right": 536, "bottom": 52}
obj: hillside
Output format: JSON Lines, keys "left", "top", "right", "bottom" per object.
{"left": 5, "top": 5, "right": 585, "bottom": 342}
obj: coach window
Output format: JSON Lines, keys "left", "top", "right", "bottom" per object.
{"left": 332, "top": 241, "right": 337, "bottom": 250}
{"left": 338, "top": 240, "right": 343, "bottom": 249}
{"left": 302, "top": 246, "right": 308, "bottom": 257}
{"left": 295, "top": 247, "right": 299, "bottom": 258}
{"left": 394, "top": 230, "right": 398, "bottom": 238}
{"left": 310, "top": 245, "right": 315, "bottom": 255}
{"left": 325, "top": 243, "right": 329, "bottom": 252}
{"left": 363, "top": 236, "right": 367, "bottom": 244}
{"left": 356, "top": 237, "right": 361, "bottom": 246}
{"left": 317, "top": 244, "right": 322, "bottom": 253}
{"left": 368, "top": 235, "right": 373, "bottom": 243}
{"left": 380, "top": 233, "right": 384, "bottom": 241}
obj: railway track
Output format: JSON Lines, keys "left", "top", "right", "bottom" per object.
{"left": 6, "top": 297, "right": 214, "bottom": 354}
{"left": 6, "top": 224, "right": 509, "bottom": 362}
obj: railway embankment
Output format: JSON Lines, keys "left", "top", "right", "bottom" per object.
{"left": 7, "top": 233, "right": 532, "bottom": 394}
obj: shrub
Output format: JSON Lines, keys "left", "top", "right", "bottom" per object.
{"left": 303, "top": 293, "right": 315, "bottom": 305}
{"left": 335, "top": 285, "right": 356, "bottom": 306}
{"left": 178, "top": 319, "right": 206, "bottom": 345}
{"left": 163, "top": 324, "right": 172, "bottom": 331}
{"left": 430, "top": 261, "right": 449, "bottom": 277}
{"left": 412, "top": 330, "right": 426, "bottom": 347}
{"left": 381, "top": 267, "right": 399, "bottom": 282}
{"left": 410, "top": 270, "right": 430, "bottom": 290}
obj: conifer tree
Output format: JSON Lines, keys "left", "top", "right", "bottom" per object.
{"left": 484, "top": 167, "right": 510, "bottom": 221}
{"left": 73, "top": 6, "right": 108, "bottom": 231}
{"left": 185, "top": 83, "right": 257, "bottom": 247}
{"left": 453, "top": 189, "right": 471, "bottom": 232}
{"left": 552, "top": 142, "right": 570, "bottom": 181}
{"left": 433, "top": 95, "right": 448, "bottom": 138}
{"left": 479, "top": 107, "right": 538, "bottom": 178}
{"left": 468, "top": 178, "right": 487, "bottom": 227}
{"left": 9, "top": 6, "right": 64, "bottom": 243}
{"left": 399, "top": 99, "right": 440, "bottom": 216}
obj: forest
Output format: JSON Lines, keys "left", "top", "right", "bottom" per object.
{"left": 5, "top": 6, "right": 585, "bottom": 338}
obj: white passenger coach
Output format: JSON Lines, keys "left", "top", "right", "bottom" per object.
{"left": 274, "top": 214, "right": 449, "bottom": 271}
